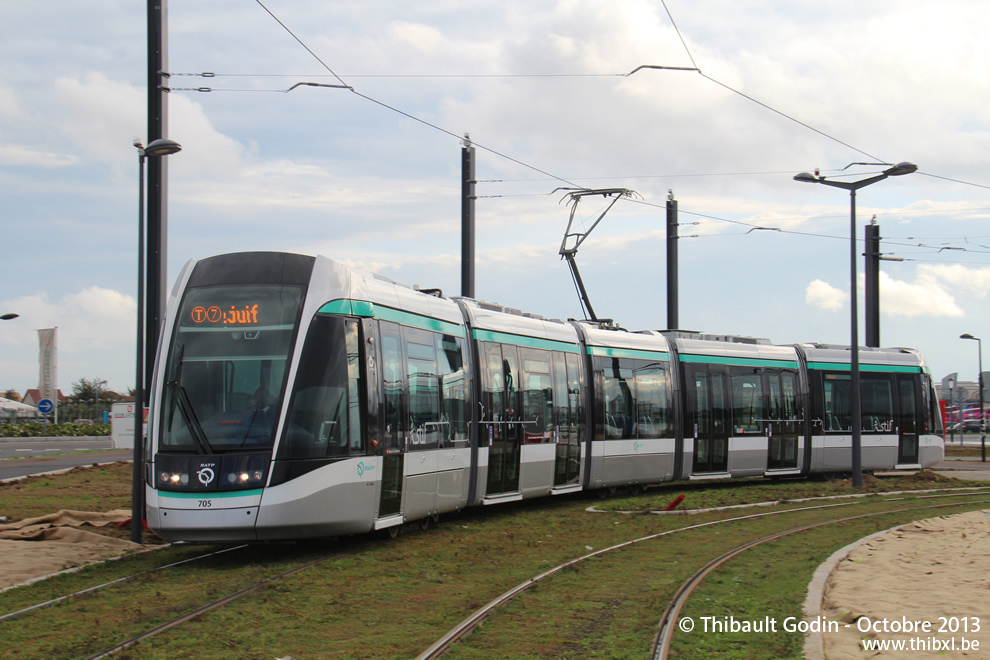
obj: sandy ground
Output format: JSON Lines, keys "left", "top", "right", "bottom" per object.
{"left": 0, "top": 510, "right": 143, "bottom": 590}
{"left": 821, "top": 509, "right": 990, "bottom": 658}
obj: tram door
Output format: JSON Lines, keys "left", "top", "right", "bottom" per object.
{"left": 685, "top": 364, "right": 729, "bottom": 474}
{"left": 378, "top": 322, "right": 405, "bottom": 517}
{"left": 484, "top": 343, "right": 521, "bottom": 494}
{"left": 553, "top": 352, "right": 582, "bottom": 486}
{"left": 896, "top": 374, "right": 920, "bottom": 465}
{"left": 766, "top": 371, "right": 800, "bottom": 470}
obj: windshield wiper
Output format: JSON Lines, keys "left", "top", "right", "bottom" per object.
{"left": 165, "top": 344, "right": 212, "bottom": 454}
{"left": 166, "top": 381, "right": 213, "bottom": 455}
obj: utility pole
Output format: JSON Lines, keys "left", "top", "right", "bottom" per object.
{"left": 461, "top": 134, "right": 476, "bottom": 298}
{"left": 146, "top": 0, "right": 169, "bottom": 387}
{"left": 666, "top": 190, "right": 678, "bottom": 330}
{"left": 864, "top": 221, "right": 880, "bottom": 347}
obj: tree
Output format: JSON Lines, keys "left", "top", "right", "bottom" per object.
{"left": 71, "top": 378, "right": 111, "bottom": 401}
{"left": 67, "top": 378, "right": 114, "bottom": 422}
{"left": 2, "top": 389, "right": 19, "bottom": 401}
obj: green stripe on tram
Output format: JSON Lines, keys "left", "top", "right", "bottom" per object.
{"left": 472, "top": 329, "right": 580, "bottom": 353}
{"left": 159, "top": 489, "right": 263, "bottom": 500}
{"left": 806, "top": 361, "right": 922, "bottom": 373}
{"left": 679, "top": 354, "right": 799, "bottom": 368}
{"left": 587, "top": 345, "right": 670, "bottom": 361}
{"left": 318, "top": 299, "right": 466, "bottom": 336}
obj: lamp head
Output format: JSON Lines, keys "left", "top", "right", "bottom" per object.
{"left": 793, "top": 172, "right": 819, "bottom": 184}
{"left": 0, "top": 313, "right": 18, "bottom": 321}
{"left": 884, "top": 161, "right": 917, "bottom": 176}
{"left": 961, "top": 333, "right": 979, "bottom": 341}
{"left": 143, "top": 138, "right": 182, "bottom": 157}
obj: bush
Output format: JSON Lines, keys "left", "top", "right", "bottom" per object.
{"left": 0, "top": 422, "right": 111, "bottom": 438}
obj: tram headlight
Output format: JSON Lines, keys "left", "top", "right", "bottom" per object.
{"left": 159, "top": 472, "right": 189, "bottom": 486}
{"left": 222, "top": 468, "right": 265, "bottom": 487}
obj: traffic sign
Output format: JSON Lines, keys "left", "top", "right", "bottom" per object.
{"left": 37, "top": 398, "right": 54, "bottom": 415}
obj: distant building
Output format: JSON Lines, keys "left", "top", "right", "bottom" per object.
{"left": 0, "top": 397, "right": 40, "bottom": 421}
{"left": 21, "top": 388, "right": 66, "bottom": 407}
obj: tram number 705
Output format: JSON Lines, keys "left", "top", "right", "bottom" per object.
{"left": 198, "top": 500, "right": 213, "bottom": 508}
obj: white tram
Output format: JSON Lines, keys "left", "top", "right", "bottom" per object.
{"left": 145, "top": 252, "right": 944, "bottom": 542}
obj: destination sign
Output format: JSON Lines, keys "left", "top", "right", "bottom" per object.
{"left": 190, "top": 304, "right": 260, "bottom": 326}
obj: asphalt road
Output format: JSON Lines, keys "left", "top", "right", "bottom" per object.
{"left": 0, "top": 437, "right": 131, "bottom": 482}
{"left": 0, "top": 436, "right": 115, "bottom": 460}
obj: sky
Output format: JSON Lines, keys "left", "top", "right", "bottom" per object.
{"left": 1, "top": 0, "right": 989, "bottom": 398}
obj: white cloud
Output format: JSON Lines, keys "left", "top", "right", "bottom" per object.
{"left": 805, "top": 279, "right": 846, "bottom": 311}
{"left": 807, "top": 271, "right": 967, "bottom": 318}
{"left": 878, "top": 271, "right": 964, "bottom": 318}
{"left": 0, "top": 145, "right": 77, "bottom": 168}
{"left": 1, "top": 287, "right": 136, "bottom": 392}
{"left": 919, "top": 264, "right": 990, "bottom": 299}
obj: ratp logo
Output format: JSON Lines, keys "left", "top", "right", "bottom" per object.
{"left": 357, "top": 461, "right": 376, "bottom": 478}
{"left": 197, "top": 467, "right": 215, "bottom": 486}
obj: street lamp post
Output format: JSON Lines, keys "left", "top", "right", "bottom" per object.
{"left": 794, "top": 162, "right": 918, "bottom": 487}
{"left": 960, "top": 333, "right": 985, "bottom": 462}
{"left": 132, "top": 138, "right": 182, "bottom": 544}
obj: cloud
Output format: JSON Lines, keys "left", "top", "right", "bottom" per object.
{"left": 805, "top": 279, "right": 846, "bottom": 311}
{"left": 919, "top": 264, "right": 990, "bottom": 299}
{"left": 878, "top": 272, "right": 964, "bottom": 318}
{"left": 1, "top": 287, "right": 137, "bottom": 391}
{"left": 0, "top": 145, "right": 77, "bottom": 168}
{"left": 806, "top": 270, "right": 968, "bottom": 318}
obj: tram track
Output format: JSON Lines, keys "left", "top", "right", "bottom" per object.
{"left": 650, "top": 496, "right": 990, "bottom": 659}
{"left": 0, "top": 544, "right": 250, "bottom": 623}
{"left": 83, "top": 552, "right": 344, "bottom": 660}
{"left": 418, "top": 492, "right": 990, "bottom": 659}
{"left": 4, "top": 487, "right": 988, "bottom": 658}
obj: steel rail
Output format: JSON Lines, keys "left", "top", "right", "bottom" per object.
{"left": 416, "top": 501, "right": 859, "bottom": 659}
{"left": 0, "top": 544, "right": 250, "bottom": 622}
{"left": 83, "top": 551, "right": 342, "bottom": 660}
{"left": 650, "top": 497, "right": 990, "bottom": 659}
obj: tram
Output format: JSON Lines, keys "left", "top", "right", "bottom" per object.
{"left": 145, "top": 252, "right": 944, "bottom": 542}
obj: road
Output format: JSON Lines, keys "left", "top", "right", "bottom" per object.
{"left": 0, "top": 436, "right": 115, "bottom": 460}
{"left": 0, "top": 436, "right": 131, "bottom": 482}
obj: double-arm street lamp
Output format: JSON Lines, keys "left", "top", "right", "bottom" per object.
{"left": 132, "top": 138, "right": 182, "bottom": 543}
{"left": 794, "top": 162, "right": 918, "bottom": 487}
{"left": 960, "top": 333, "right": 985, "bottom": 462}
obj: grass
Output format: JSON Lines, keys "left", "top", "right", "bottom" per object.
{"left": 0, "top": 464, "right": 988, "bottom": 659}
{"left": 0, "top": 461, "right": 133, "bottom": 521}
{"left": 944, "top": 443, "right": 987, "bottom": 458}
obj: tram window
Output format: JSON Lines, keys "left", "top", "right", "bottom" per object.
{"left": 405, "top": 327, "right": 440, "bottom": 450}
{"left": 692, "top": 371, "right": 711, "bottom": 437}
{"left": 635, "top": 363, "right": 670, "bottom": 438}
{"left": 436, "top": 334, "right": 468, "bottom": 446}
{"left": 380, "top": 323, "right": 405, "bottom": 451}
{"left": 823, "top": 374, "right": 851, "bottom": 432}
{"left": 781, "top": 371, "right": 799, "bottom": 434}
{"left": 280, "top": 317, "right": 364, "bottom": 459}
{"left": 768, "top": 376, "right": 782, "bottom": 420}
{"left": 601, "top": 358, "right": 634, "bottom": 439}
{"left": 861, "top": 375, "right": 893, "bottom": 433}
{"left": 731, "top": 371, "right": 763, "bottom": 434}
{"left": 552, "top": 351, "right": 570, "bottom": 432}
{"left": 711, "top": 372, "right": 726, "bottom": 437}
{"left": 921, "top": 375, "right": 936, "bottom": 434}
{"left": 520, "top": 349, "right": 553, "bottom": 443}
{"left": 565, "top": 352, "right": 583, "bottom": 442}
{"left": 898, "top": 376, "right": 918, "bottom": 434}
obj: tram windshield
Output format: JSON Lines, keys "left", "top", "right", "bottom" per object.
{"left": 158, "top": 285, "right": 304, "bottom": 453}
